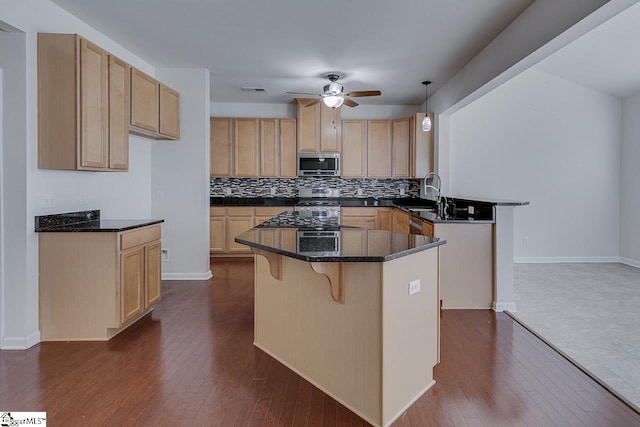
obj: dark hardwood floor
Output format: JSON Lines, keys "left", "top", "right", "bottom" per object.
{"left": 1, "top": 258, "right": 639, "bottom": 426}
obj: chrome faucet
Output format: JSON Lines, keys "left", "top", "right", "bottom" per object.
{"left": 423, "top": 172, "right": 448, "bottom": 217}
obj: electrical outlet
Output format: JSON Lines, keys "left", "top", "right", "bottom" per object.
{"left": 357, "top": 188, "right": 363, "bottom": 196}
{"left": 161, "top": 248, "right": 170, "bottom": 262}
{"left": 270, "top": 187, "right": 276, "bottom": 196}
{"left": 468, "top": 205, "right": 475, "bottom": 215}
{"left": 399, "top": 187, "right": 405, "bottom": 196}
{"left": 41, "top": 193, "right": 55, "bottom": 208}
{"left": 225, "top": 188, "right": 232, "bottom": 196}
{"left": 409, "top": 279, "right": 421, "bottom": 295}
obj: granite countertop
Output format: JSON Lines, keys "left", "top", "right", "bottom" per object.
{"left": 35, "top": 210, "right": 164, "bottom": 232}
{"left": 211, "top": 196, "right": 501, "bottom": 223}
{"left": 236, "top": 211, "right": 445, "bottom": 262}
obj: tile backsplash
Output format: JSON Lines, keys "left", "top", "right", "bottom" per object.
{"left": 210, "top": 177, "right": 420, "bottom": 198}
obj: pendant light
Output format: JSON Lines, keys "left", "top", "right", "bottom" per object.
{"left": 421, "top": 81, "right": 432, "bottom": 132}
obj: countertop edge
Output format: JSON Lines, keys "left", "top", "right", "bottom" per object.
{"left": 35, "top": 219, "right": 165, "bottom": 233}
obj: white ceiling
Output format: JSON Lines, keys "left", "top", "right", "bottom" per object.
{"left": 535, "top": 1, "right": 640, "bottom": 99}
{"left": 50, "top": 0, "right": 534, "bottom": 106}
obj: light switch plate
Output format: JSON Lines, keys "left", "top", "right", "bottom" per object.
{"left": 409, "top": 279, "right": 420, "bottom": 295}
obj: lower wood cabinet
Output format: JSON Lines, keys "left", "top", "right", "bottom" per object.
{"left": 210, "top": 207, "right": 292, "bottom": 255}
{"left": 38, "top": 224, "right": 162, "bottom": 341}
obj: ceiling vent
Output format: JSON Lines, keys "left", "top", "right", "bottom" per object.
{"left": 241, "top": 87, "right": 267, "bottom": 93}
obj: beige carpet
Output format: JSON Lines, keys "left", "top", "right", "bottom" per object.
{"left": 512, "top": 263, "right": 640, "bottom": 412}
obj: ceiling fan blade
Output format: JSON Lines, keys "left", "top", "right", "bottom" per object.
{"left": 343, "top": 97, "right": 358, "bottom": 107}
{"left": 304, "top": 99, "right": 322, "bottom": 107}
{"left": 345, "top": 90, "right": 382, "bottom": 97}
{"left": 286, "top": 91, "right": 322, "bottom": 96}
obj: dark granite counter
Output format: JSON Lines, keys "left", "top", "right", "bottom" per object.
{"left": 235, "top": 211, "right": 445, "bottom": 262}
{"left": 211, "top": 195, "right": 499, "bottom": 223}
{"left": 35, "top": 210, "right": 164, "bottom": 232}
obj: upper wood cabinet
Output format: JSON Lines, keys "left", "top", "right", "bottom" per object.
{"left": 210, "top": 118, "right": 234, "bottom": 176}
{"left": 38, "top": 33, "right": 126, "bottom": 171}
{"left": 391, "top": 118, "right": 411, "bottom": 178}
{"left": 296, "top": 99, "right": 341, "bottom": 152}
{"left": 367, "top": 120, "right": 392, "bottom": 177}
{"left": 341, "top": 120, "right": 367, "bottom": 178}
{"left": 259, "top": 119, "right": 297, "bottom": 178}
{"left": 130, "top": 68, "right": 180, "bottom": 140}
{"left": 210, "top": 117, "right": 296, "bottom": 177}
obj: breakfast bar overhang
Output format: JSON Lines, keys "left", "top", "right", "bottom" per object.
{"left": 236, "top": 218, "right": 446, "bottom": 427}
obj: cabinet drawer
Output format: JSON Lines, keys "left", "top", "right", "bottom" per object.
{"left": 342, "top": 207, "right": 376, "bottom": 217}
{"left": 121, "top": 225, "right": 161, "bottom": 251}
{"left": 210, "top": 207, "right": 226, "bottom": 216}
{"left": 227, "top": 207, "right": 255, "bottom": 216}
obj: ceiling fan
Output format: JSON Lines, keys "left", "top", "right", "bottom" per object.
{"left": 286, "top": 74, "right": 381, "bottom": 108}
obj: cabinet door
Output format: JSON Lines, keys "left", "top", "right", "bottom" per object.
{"left": 227, "top": 217, "right": 254, "bottom": 253}
{"left": 341, "top": 120, "right": 366, "bottom": 177}
{"left": 392, "top": 209, "right": 410, "bottom": 234}
{"left": 121, "top": 247, "right": 145, "bottom": 324}
{"left": 367, "top": 120, "right": 391, "bottom": 177}
{"left": 260, "top": 119, "right": 278, "bottom": 177}
{"left": 376, "top": 208, "right": 393, "bottom": 231}
{"left": 279, "top": 119, "right": 297, "bottom": 177}
{"left": 79, "top": 38, "right": 108, "bottom": 169}
{"left": 108, "top": 55, "right": 130, "bottom": 170}
{"left": 412, "top": 112, "right": 434, "bottom": 178}
{"left": 392, "top": 118, "right": 410, "bottom": 177}
{"left": 234, "top": 118, "right": 260, "bottom": 177}
{"left": 297, "top": 99, "right": 320, "bottom": 152}
{"left": 145, "top": 241, "right": 162, "bottom": 307}
{"left": 320, "top": 102, "right": 341, "bottom": 152}
{"left": 130, "top": 68, "right": 159, "bottom": 133}
{"left": 422, "top": 221, "right": 434, "bottom": 237}
{"left": 210, "top": 118, "right": 234, "bottom": 176}
{"left": 159, "top": 84, "right": 180, "bottom": 139}
{"left": 210, "top": 216, "right": 226, "bottom": 252}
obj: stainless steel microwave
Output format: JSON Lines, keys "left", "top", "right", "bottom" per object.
{"left": 297, "top": 153, "right": 340, "bottom": 177}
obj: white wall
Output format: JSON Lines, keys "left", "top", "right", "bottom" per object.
{"left": 210, "top": 102, "right": 420, "bottom": 120}
{"left": 153, "top": 69, "right": 211, "bottom": 280}
{"left": 0, "top": 1, "right": 161, "bottom": 349}
{"left": 449, "top": 68, "right": 621, "bottom": 261}
{"left": 0, "top": 68, "right": 4, "bottom": 342}
{"left": 620, "top": 94, "right": 640, "bottom": 266}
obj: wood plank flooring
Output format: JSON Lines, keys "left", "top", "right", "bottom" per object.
{"left": 1, "top": 258, "right": 639, "bottom": 426}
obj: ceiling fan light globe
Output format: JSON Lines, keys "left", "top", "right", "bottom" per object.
{"left": 323, "top": 95, "right": 344, "bottom": 108}
{"left": 422, "top": 115, "right": 432, "bottom": 132}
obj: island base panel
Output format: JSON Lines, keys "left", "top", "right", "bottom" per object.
{"left": 253, "top": 249, "right": 439, "bottom": 427}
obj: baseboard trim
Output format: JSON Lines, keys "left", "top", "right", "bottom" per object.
{"left": 620, "top": 257, "right": 640, "bottom": 269}
{"left": 162, "top": 270, "right": 212, "bottom": 281}
{"left": 1, "top": 331, "right": 41, "bottom": 350}
{"left": 514, "top": 256, "right": 620, "bottom": 264}
{"left": 493, "top": 301, "right": 517, "bottom": 313}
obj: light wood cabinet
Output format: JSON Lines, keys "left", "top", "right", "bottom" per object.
{"left": 392, "top": 209, "right": 411, "bottom": 234}
{"left": 38, "top": 33, "right": 125, "bottom": 171}
{"left": 234, "top": 119, "right": 260, "bottom": 177}
{"left": 279, "top": 119, "right": 297, "bottom": 177}
{"left": 296, "top": 99, "right": 341, "bottom": 152}
{"left": 210, "top": 207, "right": 292, "bottom": 255}
{"left": 341, "top": 207, "right": 377, "bottom": 229}
{"left": 159, "top": 84, "right": 181, "bottom": 139}
{"left": 376, "top": 208, "right": 394, "bottom": 231}
{"left": 367, "top": 120, "right": 392, "bottom": 177}
{"left": 211, "top": 118, "right": 296, "bottom": 177}
{"left": 108, "top": 55, "right": 130, "bottom": 170}
{"left": 38, "top": 224, "right": 162, "bottom": 341}
{"left": 130, "top": 68, "right": 180, "bottom": 140}
{"left": 210, "top": 118, "right": 234, "bottom": 176}
{"left": 422, "top": 220, "right": 434, "bottom": 237}
{"left": 392, "top": 118, "right": 411, "bottom": 177}
{"left": 341, "top": 120, "right": 367, "bottom": 178}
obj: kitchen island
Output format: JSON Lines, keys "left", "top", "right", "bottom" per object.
{"left": 236, "top": 213, "right": 445, "bottom": 427}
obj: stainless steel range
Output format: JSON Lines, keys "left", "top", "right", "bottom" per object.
{"left": 294, "top": 187, "right": 341, "bottom": 221}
